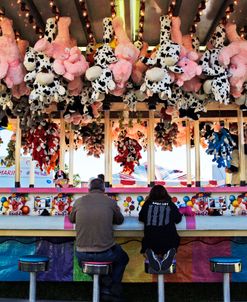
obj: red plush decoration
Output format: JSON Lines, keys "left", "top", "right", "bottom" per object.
{"left": 25, "top": 121, "right": 60, "bottom": 173}
{"left": 114, "top": 130, "right": 142, "bottom": 175}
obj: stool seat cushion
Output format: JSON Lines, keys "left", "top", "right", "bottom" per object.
{"left": 83, "top": 261, "right": 112, "bottom": 265}
{"left": 210, "top": 257, "right": 242, "bottom": 264}
{"left": 19, "top": 255, "right": 49, "bottom": 263}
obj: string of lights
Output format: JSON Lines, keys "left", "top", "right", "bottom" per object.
{"left": 240, "top": 26, "right": 247, "bottom": 39}
{"left": 167, "top": 0, "right": 176, "bottom": 18}
{"left": 137, "top": 0, "right": 145, "bottom": 42}
{"left": 78, "top": 0, "right": 94, "bottom": 43}
{"left": 110, "top": 0, "right": 116, "bottom": 19}
{"left": 189, "top": 0, "right": 208, "bottom": 36}
{"left": 49, "top": 0, "right": 60, "bottom": 21}
{"left": 221, "top": 0, "right": 239, "bottom": 25}
{"left": 0, "top": 6, "right": 21, "bottom": 41}
{"left": 16, "top": 0, "right": 43, "bottom": 38}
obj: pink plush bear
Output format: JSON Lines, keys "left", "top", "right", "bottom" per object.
{"left": 12, "top": 39, "right": 30, "bottom": 98}
{"left": 219, "top": 23, "right": 247, "bottom": 98}
{"left": 171, "top": 17, "right": 202, "bottom": 88}
{"left": 53, "top": 46, "right": 89, "bottom": 81}
{"left": 0, "top": 18, "right": 25, "bottom": 88}
{"left": 109, "top": 17, "right": 140, "bottom": 96}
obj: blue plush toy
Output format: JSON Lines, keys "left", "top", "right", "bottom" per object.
{"left": 206, "top": 127, "right": 236, "bottom": 168}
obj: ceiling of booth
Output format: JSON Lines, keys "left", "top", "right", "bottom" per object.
{"left": 1, "top": 0, "right": 247, "bottom": 47}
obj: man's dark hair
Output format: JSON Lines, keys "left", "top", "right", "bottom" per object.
{"left": 89, "top": 178, "right": 105, "bottom": 192}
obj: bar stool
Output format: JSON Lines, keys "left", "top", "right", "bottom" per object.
{"left": 210, "top": 257, "right": 242, "bottom": 302}
{"left": 82, "top": 261, "right": 112, "bottom": 302}
{"left": 18, "top": 255, "right": 49, "bottom": 302}
{"left": 145, "top": 258, "right": 176, "bottom": 302}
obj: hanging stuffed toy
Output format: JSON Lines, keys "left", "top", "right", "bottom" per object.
{"left": 109, "top": 16, "right": 140, "bottom": 96}
{"left": 170, "top": 16, "right": 202, "bottom": 87}
{"left": 114, "top": 129, "right": 142, "bottom": 175}
{"left": 154, "top": 119, "right": 179, "bottom": 151}
{"left": 131, "top": 42, "right": 149, "bottom": 85}
{"left": 122, "top": 82, "right": 147, "bottom": 111}
{"left": 140, "top": 15, "right": 181, "bottom": 100}
{"left": 79, "top": 121, "right": 104, "bottom": 157}
{"left": 25, "top": 121, "right": 60, "bottom": 173}
{"left": 85, "top": 17, "right": 117, "bottom": 101}
{"left": 0, "top": 82, "right": 12, "bottom": 110}
{"left": 11, "top": 39, "right": 30, "bottom": 99}
{"left": 219, "top": 23, "right": 247, "bottom": 98}
{"left": 24, "top": 18, "right": 66, "bottom": 109}
{"left": 206, "top": 126, "right": 236, "bottom": 168}
{"left": 0, "top": 18, "right": 25, "bottom": 88}
{"left": 199, "top": 24, "right": 230, "bottom": 104}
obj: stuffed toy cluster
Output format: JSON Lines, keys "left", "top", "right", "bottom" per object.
{"left": 78, "top": 122, "right": 104, "bottom": 157}
{"left": 206, "top": 126, "right": 236, "bottom": 168}
{"left": 114, "top": 129, "right": 142, "bottom": 175}
{"left": 154, "top": 118, "right": 179, "bottom": 151}
{"left": 25, "top": 121, "right": 60, "bottom": 173}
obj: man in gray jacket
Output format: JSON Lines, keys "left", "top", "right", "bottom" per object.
{"left": 69, "top": 178, "right": 129, "bottom": 301}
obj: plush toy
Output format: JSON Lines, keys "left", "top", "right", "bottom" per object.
{"left": 122, "top": 82, "right": 147, "bottom": 111}
{"left": 114, "top": 134, "right": 142, "bottom": 175}
{"left": 140, "top": 15, "right": 181, "bottom": 99}
{"left": 131, "top": 42, "right": 149, "bottom": 85}
{"left": 85, "top": 18, "right": 117, "bottom": 101}
{"left": 0, "top": 82, "right": 12, "bottom": 110}
{"left": 0, "top": 18, "right": 25, "bottom": 88}
{"left": 171, "top": 17, "right": 202, "bottom": 87}
{"left": 199, "top": 24, "right": 230, "bottom": 104}
{"left": 54, "top": 170, "right": 69, "bottom": 188}
{"left": 206, "top": 127, "right": 236, "bottom": 168}
{"left": 24, "top": 19, "right": 66, "bottom": 109}
{"left": 109, "top": 16, "right": 140, "bottom": 96}
{"left": 219, "top": 23, "right": 247, "bottom": 98}
{"left": 79, "top": 122, "right": 104, "bottom": 157}
{"left": 154, "top": 119, "right": 179, "bottom": 151}
{"left": 51, "top": 193, "right": 73, "bottom": 216}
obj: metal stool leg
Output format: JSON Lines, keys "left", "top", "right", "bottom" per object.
{"left": 93, "top": 274, "right": 99, "bottom": 302}
{"left": 29, "top": 272, "right": 36, "bottom": 302}
{"left": 223, "top": 273, "right": 230, "bottom": 302}
{"left": 158, "top": 274, "right": 165, "bottom": 302}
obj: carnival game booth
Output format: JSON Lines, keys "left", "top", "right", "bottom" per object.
{"left": 1, "top": 0, "right": 247, "bottom": 284}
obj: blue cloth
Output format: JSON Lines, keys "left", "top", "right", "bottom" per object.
{"left": 19, "top": 255, "right": 49, "bottom": 263}
{"left": 210, "top": 257, "right": 242, "bottom": 264}
{"left": 76, "top": 244, "right": 129, "bottom": 285}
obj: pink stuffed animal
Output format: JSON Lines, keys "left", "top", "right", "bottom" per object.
{"left": 219, "top": 23, "right": 247, "bottom": 98}
{"left": 0, "top": 18, "right": 25, "bottom": 88}
{"left": 12, "top": 39, "right": 30, "bottom": 98}
{"left": 110, "top": 17, "right": 140, "bottom": 96}
{"left": 171, "top": 17, "right": 202, "bottom": 87}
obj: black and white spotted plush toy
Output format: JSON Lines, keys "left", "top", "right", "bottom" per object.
{"left": 23, "top": 18, "right": 66, "bottom": 113}
{"left": 140, "top": 15, "right": 181, "bottom": 100}
{"left": 199, "top": 24, "right": 230, "bottom": 104}
{"left": 85, "top": 17, "right": 117, "bottom": 101}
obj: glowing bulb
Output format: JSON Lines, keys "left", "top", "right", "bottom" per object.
{"left": 89, "top": 33, "right": 93, "bottom": 39}
{"left": 110, "top": 1, "right": 114, "bottom": 5}
{"left": 86, "top": 22, "right": 90, "bottom": 28}
{"left": 172, "top": 0, "right": 176, "bottom": 4}
{"left": 234, "top": 0, "right": 238, "bottom": 4}
{"left": 50, "top": 1, "right": 53, "bottom": 6}
{"left": 111, "top": 13, "right": 116, "bottom": 18}
{"left": 33, "top": 24, "right": 36, "bottom": 29}
{"left": 83, "top": 10, "right": 87, "bottom": 17}
{"left": 25, "top": 12, "right": 29, "bottom": 17}
{"left": 39, "top": 35, "right": 42, "bottom": 39}
{"left": 226, "top": 14, "right": 230, "bottom": 19}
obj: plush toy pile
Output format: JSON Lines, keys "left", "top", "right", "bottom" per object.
{"left": 79, "top": 122, "right": 104, "bottom": 157}
{"left": 206, "top": 125, "right": 236, "bottom": 168}
{"left": 24, "top": 121, "right": 60, "bottom": 173}
{"left": 1, "top": 13, "right": 247, "bottom": 173}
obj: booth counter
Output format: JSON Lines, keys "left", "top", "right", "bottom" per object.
{"left": 0, "top": 187, "right": 247, "bottom": 283}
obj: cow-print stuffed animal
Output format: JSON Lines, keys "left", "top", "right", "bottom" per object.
{"left": 199, "top": 24, "right": 230, "bottom": 104}
{"left": 85, "top": 17, "right": 117, "bottom": 101}
{"left": 24, "top": 18, "right": 66, "bottom": 111}
{"left": 0, "top": 81, "right": 12, "bottom": 110}
{"left": 140, "top": 15, "right": 181, "bottom": 99}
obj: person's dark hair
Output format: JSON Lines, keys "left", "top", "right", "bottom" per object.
{"left": 97, "top": 174, "right": 105, "bottom": 182}
{"left": 147, "top": 185, "right": 172, "bottom": 202}
{"left": 89, "top": 178, "right": 105, "bottom": 192}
